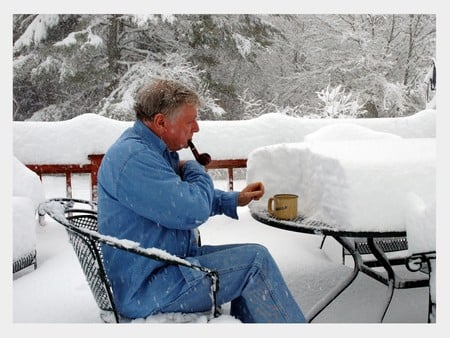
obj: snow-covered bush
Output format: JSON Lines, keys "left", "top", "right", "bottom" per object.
{"left": 314, "top": 84, "right": 365, "bottom": 118}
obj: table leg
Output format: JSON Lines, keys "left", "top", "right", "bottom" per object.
{"left": 306, "top": 236, "right": 363, "bottom": 322}
{"left": 367, "top": 237, "right": 395, "bottom": 322}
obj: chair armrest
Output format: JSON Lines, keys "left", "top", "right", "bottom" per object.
{"left": 406, "top": 251, "right": 436, "bottom": 272}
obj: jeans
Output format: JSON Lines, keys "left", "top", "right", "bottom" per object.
{"left": 160, "top": 243, "right": 306, "bottom": 323}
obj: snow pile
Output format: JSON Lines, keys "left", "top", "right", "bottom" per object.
{"left": 404, "top": 193, "right": 436, "bottom": 254}
{"left": 303, "top": 122, "right": 402, "bottom": 144}
{"left": 13, "top": 157, "right": 46, "bottom": 262}
{"left": 247, "top": 125, "right": 436, "bottom": 236}
{"left": 130, "top": 311, "right": 241, "bottom": 323}
{"left": 305, "top": 138, "right": 435, "bottom": 231}
{"left": 13, "top": 113, "right": 129, "bottom": 165}
{"left": 13, "top": 197, "right": 37, "bottom": 262}
{"left": 13, "top": 157, "right": 46, "bottom": 209}
{"left": 13, "top": 109, "right": 436, "bottom": 164}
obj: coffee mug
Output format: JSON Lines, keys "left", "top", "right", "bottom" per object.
{"left": 267, "top": 194, "right": 298, "bottom": 220}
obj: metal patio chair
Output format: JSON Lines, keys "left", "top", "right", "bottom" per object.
{"left": 38, "top": 198, "right": 220, "bottom": 323}
{"left": 13, "top": 250, "right": 37, "bottom": 274}
{"left": 321, "top": 234, "right": 435, "bottom": 322}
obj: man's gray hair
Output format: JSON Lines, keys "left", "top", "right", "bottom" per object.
{"left": 134, "top": 79, "right": 200, "bottom": 121}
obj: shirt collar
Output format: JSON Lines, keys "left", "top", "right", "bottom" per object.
{"left": 132, "top": 119, "right": 180, "bottom": 173}
{"left": 133, "top": 119, "right": 167, "bottom": 154}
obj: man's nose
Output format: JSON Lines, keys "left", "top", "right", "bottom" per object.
{"left": 193, "top": 120, "right": 200, "bottom": 133}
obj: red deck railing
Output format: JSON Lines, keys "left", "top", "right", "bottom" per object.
{"left": 26, "top": 154, "right": 247, "bottom": 201}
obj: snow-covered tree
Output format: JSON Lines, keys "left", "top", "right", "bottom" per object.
{"left": 13, "top": 14, "right": 435, "bottom": 122}
{"left": 13, "top": 14, "right": 285, "bottom": 121}
{"left": 314, "top": 84, "right": 365, "bottom": 118}
{"left": 97, "top": 53, "right": 225, "bottom": 121}
{"left": 271, "top": 14, "right": 435, "bottom": 118}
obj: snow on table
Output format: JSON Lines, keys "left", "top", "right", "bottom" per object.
{"left": 247, "top": 125, "right": 435, "bottom": 240}
{"left": 404, "top": 193, "right": 436, "bottom": 254}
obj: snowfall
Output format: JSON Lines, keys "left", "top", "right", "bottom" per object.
{"left": 9, "top": 108, "right": 447, "bottom": 337}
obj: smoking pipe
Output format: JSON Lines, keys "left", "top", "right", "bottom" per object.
{"left": 188, "top": 140, "right": 211, "bottom": 166}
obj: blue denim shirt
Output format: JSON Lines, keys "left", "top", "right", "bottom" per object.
{"left": 97, "top": 119, "right": 239, "bottom": 318}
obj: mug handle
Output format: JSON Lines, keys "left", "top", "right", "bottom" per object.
{"left": 268, "top": 197, "right": 275, "bottom": 216}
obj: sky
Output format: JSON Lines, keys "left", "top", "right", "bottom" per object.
{"left": 11, "top": 108, "right": 442, "bottom": 337}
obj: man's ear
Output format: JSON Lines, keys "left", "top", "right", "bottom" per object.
{"left": 152, "top": 113, "right": 166, "bottom": 130}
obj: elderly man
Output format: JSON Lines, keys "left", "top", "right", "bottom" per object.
{"left": 97, "top": 79, "right": 305, "bottom": 323}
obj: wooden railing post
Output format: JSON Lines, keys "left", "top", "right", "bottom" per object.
{"left": 65, "top": 173, "right": 72, "bottom": 198}
{"left": 206, "top": 159, "right": 247, "bottom": 191}
{"left": 228, "top": 168, "right": 234, "bottom": 191}
{"left": 88, "top": 154, "right": 104, "bottom": 201}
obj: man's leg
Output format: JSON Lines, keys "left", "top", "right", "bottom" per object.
{"left": 160, "top": 243, "right": 305, "bottom": 323}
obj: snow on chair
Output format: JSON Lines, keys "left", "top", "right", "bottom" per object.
{"left": 13, "top": 197, "right": 38, "bottom": 274}
{"left": 38, "top": 198, "right": 220, "bottom": 323}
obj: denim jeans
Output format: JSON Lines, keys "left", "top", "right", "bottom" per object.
{"left": 160, "top": 243, "right": 306, "bottom": 323}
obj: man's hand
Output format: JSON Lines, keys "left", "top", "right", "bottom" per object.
{"left": 238, "top": 182, "right": 265, "bottom": 206}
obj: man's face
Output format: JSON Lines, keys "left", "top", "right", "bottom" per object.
{"left": 163, "top": 104, "right": 200, "bottom": 151}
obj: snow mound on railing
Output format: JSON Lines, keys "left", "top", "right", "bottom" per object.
{"left": 13, "top": 110, "right": 435, "bottom": 164}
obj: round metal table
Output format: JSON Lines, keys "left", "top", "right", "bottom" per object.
{"left": 250, "top": 208, "right": 422, "bottom": 323}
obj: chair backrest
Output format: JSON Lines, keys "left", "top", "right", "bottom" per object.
{"left": 38, "top": 198, "right": 120, "bottom": 322}
{"left": 65, "top": 211, "right": 120, "bottom": 323}
{"left": 39, "top": 198, "right": 221, "bottom": 323}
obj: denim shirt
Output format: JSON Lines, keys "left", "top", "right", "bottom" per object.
{"left": 97, "top": 119, "right": 239, "bottom": 317}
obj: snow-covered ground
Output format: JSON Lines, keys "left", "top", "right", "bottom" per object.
{"left": 14, "top": 175, "right": 431, "bottom": 318}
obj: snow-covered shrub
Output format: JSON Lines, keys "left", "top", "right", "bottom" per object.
{"left": 314, "top": 84, "right": 366, "bottom": 118}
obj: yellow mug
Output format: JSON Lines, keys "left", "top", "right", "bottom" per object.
{"left": 267, "top": 194, "right": 298, "bottom": 220}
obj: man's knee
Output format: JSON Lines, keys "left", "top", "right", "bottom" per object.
{"left": 244, "top": 243, "right": 277, "bottom": 269}
{"left": 250, "top": 243, "right": 270, "bottom": 256}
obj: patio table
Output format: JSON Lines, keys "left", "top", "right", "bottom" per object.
{"left": 250, "top": 207, "right": 433, "bottom": 323}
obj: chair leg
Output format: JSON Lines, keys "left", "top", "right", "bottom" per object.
{"left": 319, "top": 235, "right": 327, "bottom": 249}
{"left": 427, "top": 258, "right": 436, "bottom": 323}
